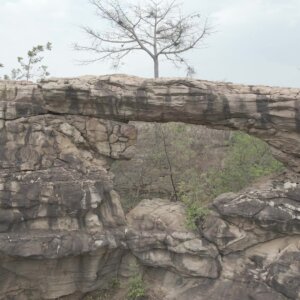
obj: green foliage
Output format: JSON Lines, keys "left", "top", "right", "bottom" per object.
{"left": 181, "top": 195, "right": 210, "bottom": 229}
{"left": 185, "top": 204, "right": 210, "bottom": 230}
{"left": 127, "top": 275, "right": 145, "bottom": 300}
{"left": 5, "top": 42, "right": 52, "bottom": 81}
{"left": 208, "top": 132, "right": 284, "bottom": 196}
{"left": 177, "top": 131, "right": 283, "bottom": 229}
{"left": 112, "top": 122, "right": 283, "bottom": 229}
{"left": 180, "top": 132, "right": 283, "bottom": 203}
{"left": 109, "top": 277, "right": 121, "bottom": 290}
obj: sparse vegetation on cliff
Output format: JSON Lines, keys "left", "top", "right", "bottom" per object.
{"left": 127, "top": 275, "right": 146, "bottom": 300}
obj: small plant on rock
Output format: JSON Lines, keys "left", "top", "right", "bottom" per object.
{"left": 127, "top": 274, "right": 146, "bottom": 300}
{"left": 178, "top": 180, "right": 210, "bottom": 230}
{"left": 109, "top": 276, "right": 121, "bottom": 290}
{"left": 5, "top": 42, "right": 52, "bottom": 81}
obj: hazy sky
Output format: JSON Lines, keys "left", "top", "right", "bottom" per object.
{"left": 0, "top": 0, "right": 299, "bottom": 87}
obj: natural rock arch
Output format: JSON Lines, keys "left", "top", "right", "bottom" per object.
{"left": 0, "top": 75, "right": 300, "bottom": 300}
{"left": 40, "top": 75, "right": 300, "bottom": 172}
{"left": 2, "top": 75, "right": 300, "bottom": 171}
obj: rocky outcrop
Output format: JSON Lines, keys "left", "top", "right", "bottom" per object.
{"left": 0, "top": 79, "right": 137, "bottom": 299}
{"left": 39, "top": 75, "right": 300, "bottom": 172}
{"left": 0, "top": 113, "right": 133, "bottom": 298}
{"left": 0, "top": 76, "right": 300, "bottom": 299}
{"left": 198, "top": 178, "right": 300, "bottom": 300}
{"left": 134, "top": 179, "right": 300, "bottom": 300}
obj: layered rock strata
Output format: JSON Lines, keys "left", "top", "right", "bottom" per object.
{"left": 0, "top": 76, "right": 299, "bottom": 299}
{"left": 39, "top": 75, "right": 300, "bottom": 172}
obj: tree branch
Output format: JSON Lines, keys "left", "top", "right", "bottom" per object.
{"left": 75, "top": 0, "right": 214, "bottom": 76}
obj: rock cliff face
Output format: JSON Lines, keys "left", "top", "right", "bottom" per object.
{"left": 0, "top": 75, "right": 299, "bottom": 300}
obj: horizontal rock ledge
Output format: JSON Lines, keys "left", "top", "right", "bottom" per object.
{"left": 1, "top": 74, "right": 300, "bottom": 172}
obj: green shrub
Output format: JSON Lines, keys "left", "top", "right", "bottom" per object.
{"left": 127, "top": 275, "right": 145, "bottom": 300}
{"left": 109, "top": 277, "right": 120, "bottom": 290}
{"left": 185, "top": 201, "right": 210, "bottom": 230}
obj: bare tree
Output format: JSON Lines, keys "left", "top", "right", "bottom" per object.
{"left": 75, "top": 0, "right": 212, "bottom": 78}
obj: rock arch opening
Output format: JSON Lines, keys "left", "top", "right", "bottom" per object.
{"left": 111, "top": 122, "right": 283, "bottom": 214}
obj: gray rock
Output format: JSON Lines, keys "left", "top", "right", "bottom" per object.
{"left": 0, "top": 76, "right": 300, "bottom": 299}
{"left": 126, "top": 199, "right": 221, "bottom": 279}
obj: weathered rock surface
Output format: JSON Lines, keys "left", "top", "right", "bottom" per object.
{"left": 38, "top": 75, "right": 300, "bottom": 172}
{"left": 0, "top": 76, "right": 300, "bottom": 299}
{"left": 126, "top": 199, "right": 220, "bottom": 279}
{"left": 0, "top": 79, "right": 137, "bottom": 299}
{"left": 196, "top": 178, "right": 300, "bottom": 300}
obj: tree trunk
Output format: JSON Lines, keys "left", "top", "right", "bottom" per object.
{"left": 155, "top": 124, "right": 178, "bottom": 202}
{"left": 154, "top": 58, "right": 159, "bottom": 78}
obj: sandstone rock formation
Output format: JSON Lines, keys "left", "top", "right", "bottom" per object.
{"left": 0, "top": 79, "right": 136, "bottom": 299}
{"left": 0, "top": 75, "right": 299, "bottom": 300}
{"left": 40, "top": 75, "right": 300, "bottom": 172}
{"left": 127, "top": 199, "right": 220, "bottom": 279}
{"left": 131, "top": 186, "right": 300, "bottom": 300}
